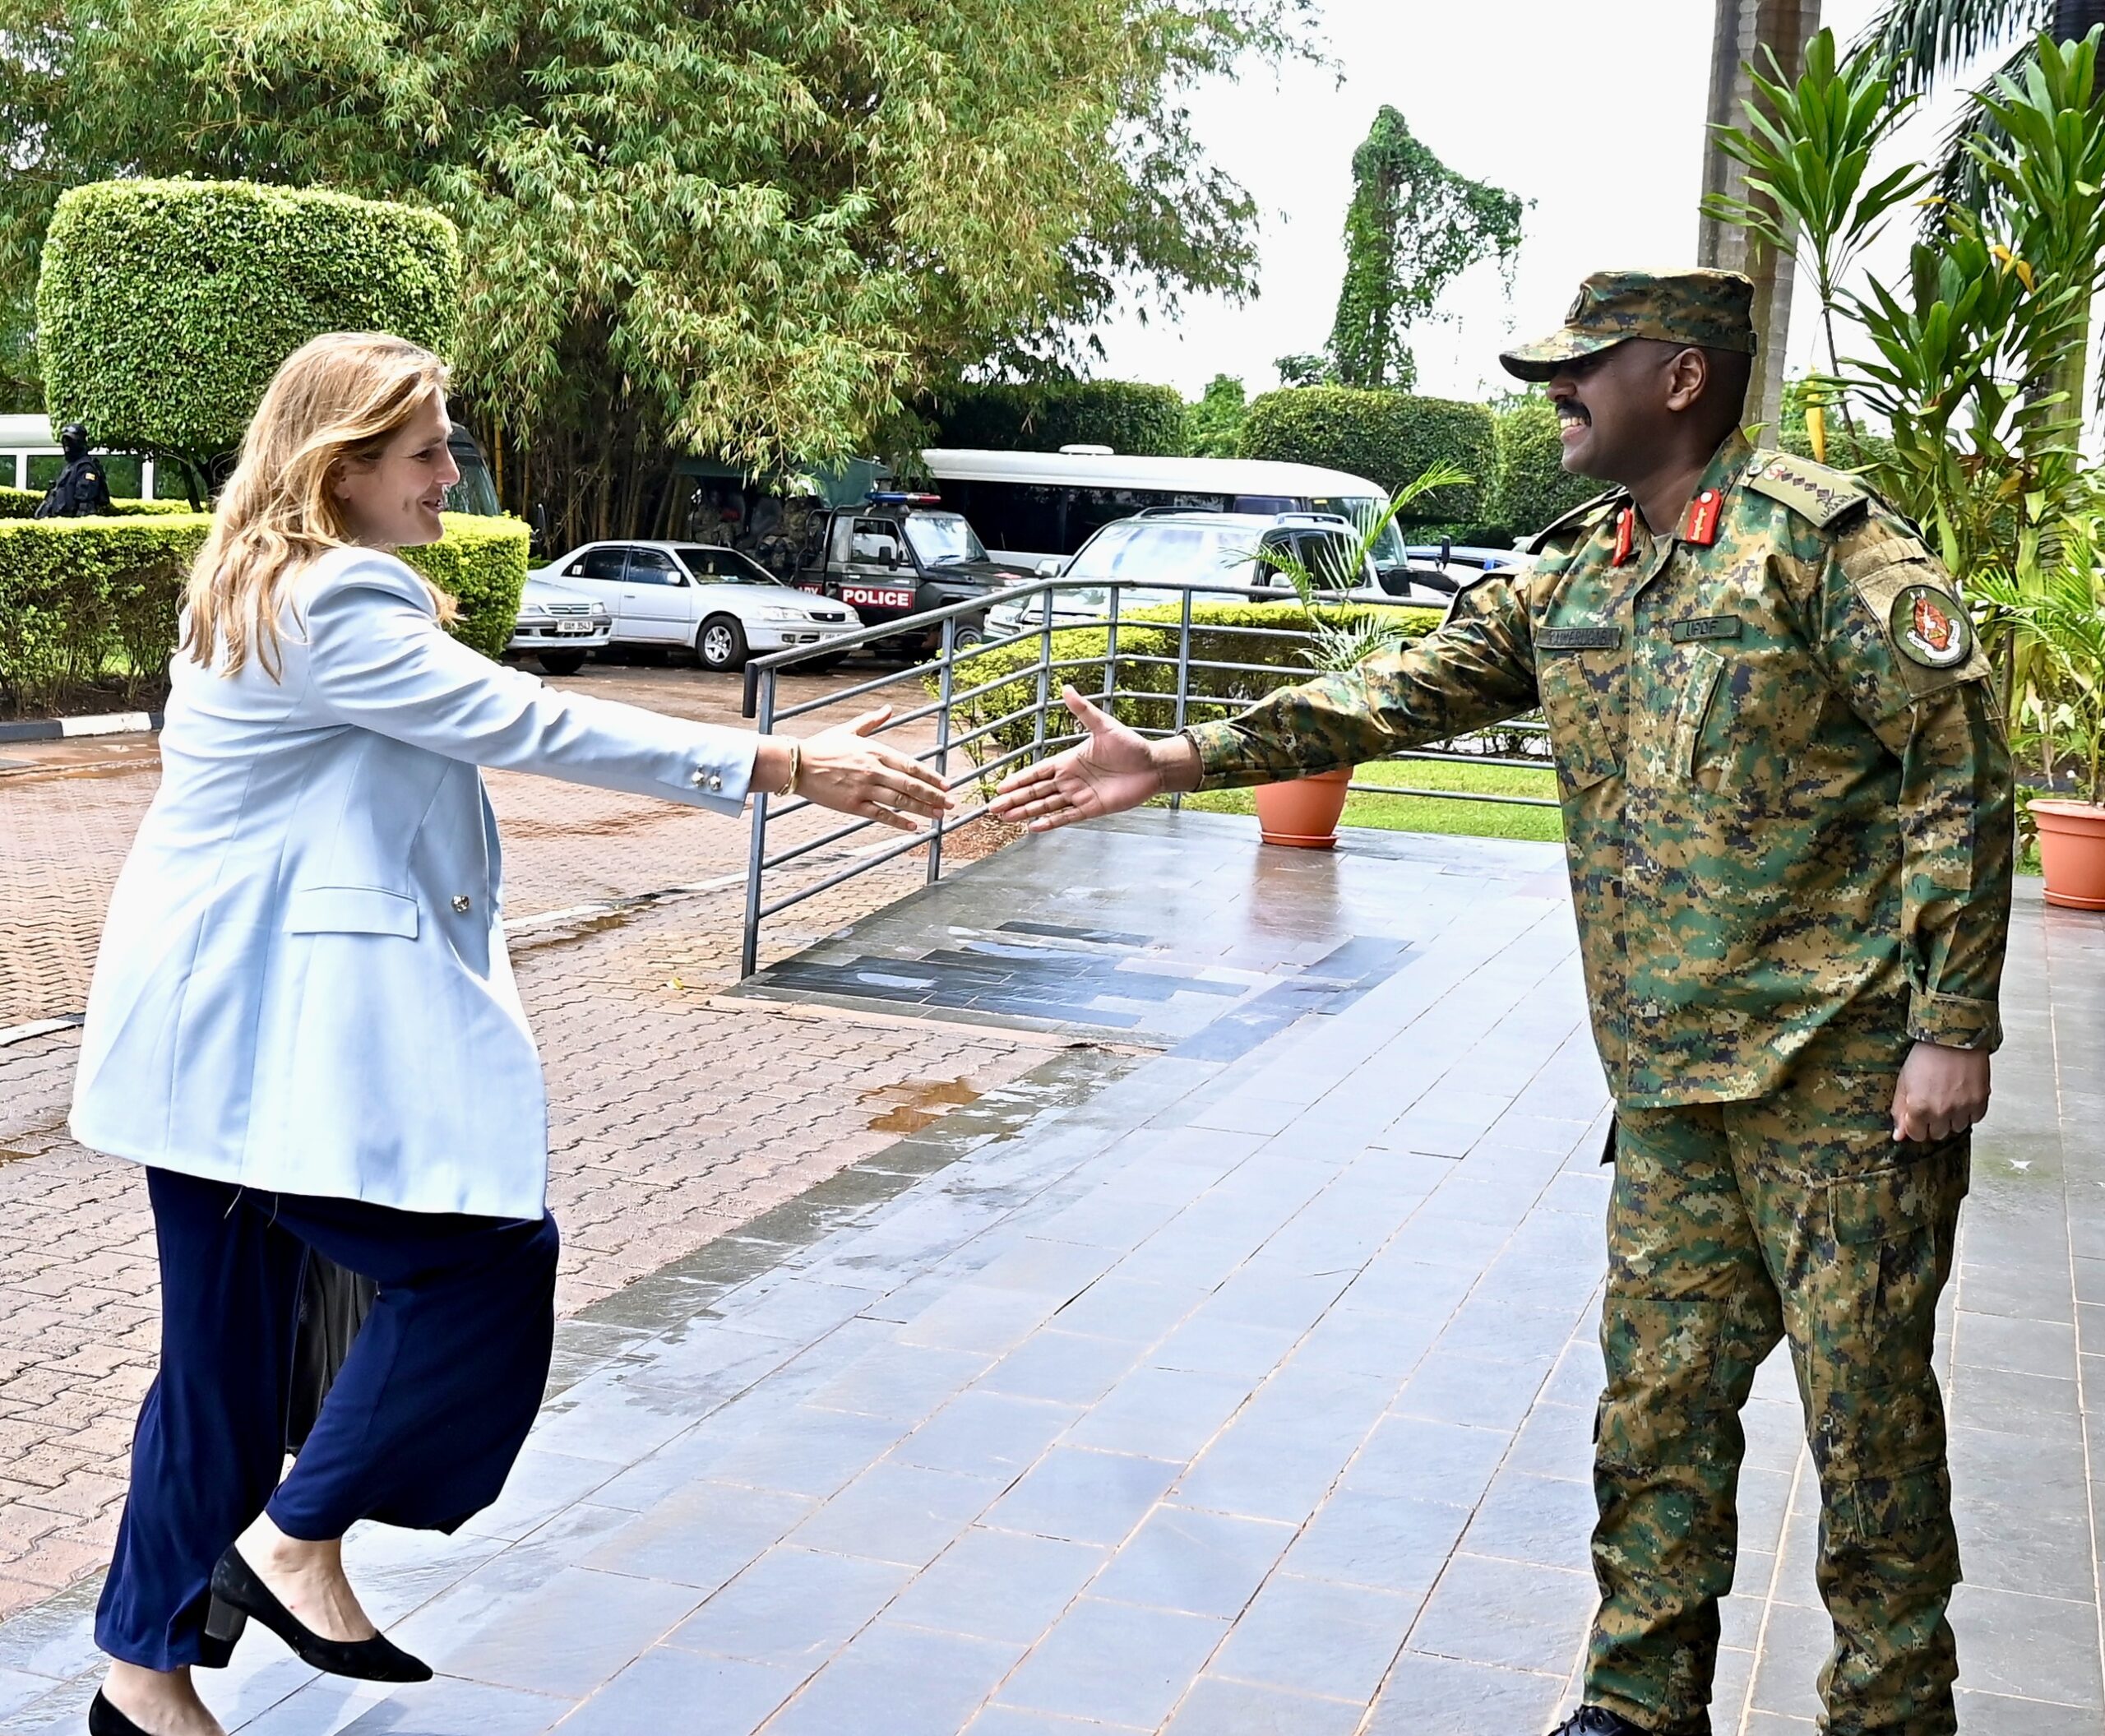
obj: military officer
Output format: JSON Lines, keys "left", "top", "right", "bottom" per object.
{"left": 988, "top": 269, "right": 2013, "bottom": 1736}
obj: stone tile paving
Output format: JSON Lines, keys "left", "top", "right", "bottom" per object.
{"left": 0, "top": 706, "right": 1043, "bottom": 1624}
{"left": 0, "top": 812, "right": 2097, "bottom": 1734}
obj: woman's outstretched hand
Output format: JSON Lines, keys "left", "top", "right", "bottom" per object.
{"left": 988, "top": 687, "right": 1194, "bottom": 832}
{"left": 785, "top": 708, "right": 954, "bottom": 833}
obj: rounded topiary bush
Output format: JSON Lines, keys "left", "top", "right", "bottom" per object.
{"left": 37, "top": 179, "right": 461, "bottom": 497}
{"left": 928, "top": 382, "right": 1189, "bottom": 456}
{"left": 1235, "top": 387, "right": 1492, "bottom": 522}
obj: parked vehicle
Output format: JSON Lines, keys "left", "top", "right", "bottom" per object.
{"left": 790, "top": 493, "right": 1027, "bottom": 654}
{"left": 985, "top": 511, "right": 1454, "bottom": 637}
{"left": 506, "top": 576, "right": 613, "bottom": 676}
{"left": 533, "top": 539, "right": 863, "bottom": 671}
{"left": 920, "top": 447, "right": 1418, "bottom": 587}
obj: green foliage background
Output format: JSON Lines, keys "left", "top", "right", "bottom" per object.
{"left": 0, "top": 488, "right": 194, "bottom": 520}
{"left": 0, "top": 512, "right": 530, "bottom": 713}
{"left": 928, "top": 382, "right": 1189, "bottom": 456}
{"left": 1327, "top": 106, "right": 1523, "bottom": 391}
{"left": 1185, "top": 375, "right": 1249, "bottom": 458}
{"left": 37, "top": 180, "right": 460, "bottom": 500}
{"left": 1, "top": 0, "right": 1312, "bottom": 548}
{"left": 1236, "top": 387, "right": 1492, "bottom": 521}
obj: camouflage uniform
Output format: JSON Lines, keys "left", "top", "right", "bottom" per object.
{"left": 1184, "top": 272, "right": 2013, "bottom": 1736}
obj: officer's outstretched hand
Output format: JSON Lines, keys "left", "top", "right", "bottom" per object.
{"left": 989, "top": 687, "right": 1186, "bottom": 832}
{"left": 1890, "top": 1041, "right": 1992, "bottom": 1143}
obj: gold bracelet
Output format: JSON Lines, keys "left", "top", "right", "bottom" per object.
{"left": 777, "top": 740, "right": 801, "bottom": 798}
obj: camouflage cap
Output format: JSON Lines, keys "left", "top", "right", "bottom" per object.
{"left": 1499, "top": 268, "right": 1757, "bottom": 382}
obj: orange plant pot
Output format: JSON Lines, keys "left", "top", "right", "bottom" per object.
{"left": 2032, "top": 799, "right": 2105, "bottom": 910}
{"left": 1254, "top": 766, "right": 1353, "bottom": 850}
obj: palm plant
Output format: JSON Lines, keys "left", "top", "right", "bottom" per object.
{"left": 1859, "top": 2, "right": 2105, "bottom": 238}
{"left": 1258, "top": 461, "right": 1470, "bottom": 673}
{"left": 1973, "top": 535, "right": 2105, "bottom": 803}
{"left": 1701, "top": 27, "right": 1934, "bottom": 463}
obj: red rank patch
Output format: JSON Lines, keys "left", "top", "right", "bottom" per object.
{"left": 1682, "top": 488, "right": 1723, "bottom": 546}
{"left": 1613, "top": 507, "right": 1635, "bottom": 567}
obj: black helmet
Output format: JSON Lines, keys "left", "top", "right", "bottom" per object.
{"left": 59, "top": 422, "right": 89, "bottom": 451}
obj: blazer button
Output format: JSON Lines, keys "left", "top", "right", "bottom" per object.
{"left": 451, "top": 895, "right": 472, "bottom": 914}
{"left": 690, "top": 768, "right": 706, "bottom": 787}
{"left": 709, "top": 774, "right": 723, "bottom": 793}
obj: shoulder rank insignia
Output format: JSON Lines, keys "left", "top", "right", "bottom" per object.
{"left": 1744, "top": 451, "right": 1870, "bottom": 530}
{"left": 1520, "top": 488, "right": 1622, "bottom": 557}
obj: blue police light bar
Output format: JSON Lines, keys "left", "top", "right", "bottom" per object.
{"left": 866, "top": 490, "right": 943, "bottom": 504}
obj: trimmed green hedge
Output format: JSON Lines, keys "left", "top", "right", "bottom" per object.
{"left": 928, "top": 382, "right": 1190, "bottom": 456}
{"left": 0, "top": 512, "right": 531, "bottom": 713}
{"left": 1480, "top": 399, "right": 1602, "bottom": 547}
{"left": 1235, "top": 387, "right": 1492, "bottom": 522}
{"left": 941, "top": 599, "right": 1442, "bottom": 769}
{"left": 37, "top": 179, "right": 461, "bottom": 492}
{"left": 0, "top": 515, "right": 212, "bottom": 711}
{"left": 0, "top": 486, "right": 195, "bottom": 520}
{"left": 397, "top": 514, "right": 533, "bottom": 660}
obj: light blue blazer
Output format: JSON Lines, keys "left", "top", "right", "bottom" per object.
{"left": 69, "top": 544, "right": 759, "bottom": 1220}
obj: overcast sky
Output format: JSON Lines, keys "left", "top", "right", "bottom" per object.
{"left": 1090, "top": 0, "right": 1997, "bottom": 402}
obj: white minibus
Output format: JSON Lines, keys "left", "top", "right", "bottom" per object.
{"left": 920, "top": 447, "right": 1414, "bottom": 581}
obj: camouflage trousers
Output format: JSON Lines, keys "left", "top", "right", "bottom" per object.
{"left": 1584, "top": 1068, "right": 1969, "bottom": 1736}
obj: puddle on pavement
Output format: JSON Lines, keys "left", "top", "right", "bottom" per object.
{"left": 506, "top": 907, "right": 640, "bottom": 955}
{"left": 860, "top": 1076, "right": 983, "bottom": 1133}
{"left": 574, "top": 1044, "right": 1137, "bottom": 1340}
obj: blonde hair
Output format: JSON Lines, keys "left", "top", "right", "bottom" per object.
{"left": 183, "top": 331, "right": 458, "bottom": 678}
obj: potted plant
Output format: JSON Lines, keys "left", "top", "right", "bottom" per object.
{"left": 1250, "top": 463, "right": 1467, "bottom": 849}
{"left": 1978, "top": 555, "right": 2105, "bottom": 909}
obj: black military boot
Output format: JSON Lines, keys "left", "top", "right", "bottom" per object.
{"left": 1544, "top": 1711, "right": 1650, "bottom": 1736}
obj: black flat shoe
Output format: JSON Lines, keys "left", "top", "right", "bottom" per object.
{"left": 206, "top": 1545, "right": 432, "bottom": 1683}
{"left": 1546, "top": 1713, "right": 1651, "bottom": 1736}
{"left": 87, "top": 1693, "right": 148, "bottom": 1736}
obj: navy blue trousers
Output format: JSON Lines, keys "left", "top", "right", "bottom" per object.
{"left": 97, "top": 1168, "right": 560, "bottom": 1671}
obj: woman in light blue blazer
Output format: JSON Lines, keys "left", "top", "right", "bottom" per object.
{"left": 72, "top": 333, "right": 950, "bottom": 1736}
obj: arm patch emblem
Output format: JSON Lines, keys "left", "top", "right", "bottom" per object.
{"left": 1890, "top": 582, "right": 1972, "bottom": 669}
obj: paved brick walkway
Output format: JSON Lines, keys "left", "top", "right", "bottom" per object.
{"left": 2, "top": 815, "right": 2093, "bottom": 1734}
{"left": 0, "top": 662, "right": 1041, "bottom": 1623}
{"left": 0, "top": 662, "right": 949, "bottom": 1029}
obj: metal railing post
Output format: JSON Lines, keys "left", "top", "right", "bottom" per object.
{"left": 1032, "top": 593, "right": 1052, "bottom": 758}
{"left": 1169, "top": 587, "right": 1194, "bottom": 812}
{"left": 1103, "top": 581, "right": 1121, "bottom": 714}
{"left": 928, "top": 615, "right": 955, "bottom": 887}
{"left": 739, "top": 666, "right": 778, "bottom": 979}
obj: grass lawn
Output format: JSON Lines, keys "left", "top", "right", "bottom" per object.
{"left": 1172, "top": 756, "right": 1564, "bottom": 843}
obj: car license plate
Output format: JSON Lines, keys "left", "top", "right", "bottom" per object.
{"left": 841, "top": 585, "right": 914, "bottom": 609}
{"left": 554, "top": 620, "right": 595, "bottom": 636}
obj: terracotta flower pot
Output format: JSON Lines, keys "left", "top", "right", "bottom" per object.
{"left": 1254, "top": 766, "right": 1353, "bottom": 850}
{"left": 2032, "top": 799, "right": 2105, "bottom": 911}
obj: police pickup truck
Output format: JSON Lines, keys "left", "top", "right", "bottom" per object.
{"left": 793, "top": 493, "right": 1025, "bottom": 653}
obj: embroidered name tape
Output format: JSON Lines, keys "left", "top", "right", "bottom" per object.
{"left": 1669, "top": 615, "right": 1742, "bottom": 643}
{"left": 1537, "top": 626, "right": 1622, "bottom": 650}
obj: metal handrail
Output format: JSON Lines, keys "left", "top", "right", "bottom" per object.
{"left": 736, "top": 575, "right": 1557, "bottom": 977}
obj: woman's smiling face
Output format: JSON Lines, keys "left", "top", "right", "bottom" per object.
{"left": 332, "top": 394, "right": 460, "bottom": 549}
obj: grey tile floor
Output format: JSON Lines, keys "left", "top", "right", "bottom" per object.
{"left": 1, "top": 812, "right": 2099, "bottom": 1735}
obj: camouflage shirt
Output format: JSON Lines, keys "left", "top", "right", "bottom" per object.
{"left": 1187, "top": 435, "right": 2015, "bottom": 1108}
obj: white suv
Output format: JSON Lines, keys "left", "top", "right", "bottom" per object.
{"left": 534, "top": 539, "right": 864, "bottom": 670}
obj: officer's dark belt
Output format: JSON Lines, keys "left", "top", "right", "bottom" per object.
{"left": 1537, "top": 626, "right": 1622, "bottom": 650}
{"left": 1669, "top": 615, "right": 1742, "bottom": 642}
